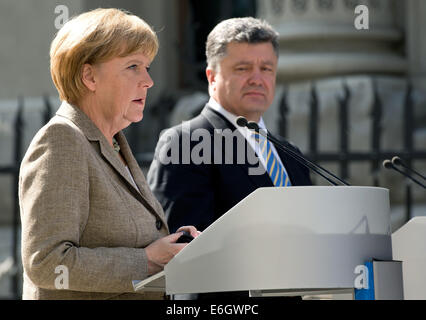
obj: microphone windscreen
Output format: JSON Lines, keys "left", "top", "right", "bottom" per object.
{"left": 383, "top": 159, "right": 393, "bottom": 169}
{"left": 235, "top": 116, "right": 248, "bottom": 127}
{"left": 247, "top": 121, "right": 260, "bottom": 131}
{"left": 392, "top": 156, "right": 403, "bottom": 166}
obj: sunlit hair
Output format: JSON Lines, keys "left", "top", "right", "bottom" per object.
{"left": 206, "top": 17, "right": 279, "bottom": 71}
{"left": 50, "top": 8, "right": 158, "bottom": 105}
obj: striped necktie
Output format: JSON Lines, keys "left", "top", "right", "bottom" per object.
{"left": 253, "top": 132, "right": 291, "bottom": 187}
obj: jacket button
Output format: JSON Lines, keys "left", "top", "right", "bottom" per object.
{"left": 156, "top": 219, "right": 162, "bottom": 230}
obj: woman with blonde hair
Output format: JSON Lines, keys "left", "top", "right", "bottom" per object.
{"left": 19, "top": 8, "right": 198, "bottom": 300}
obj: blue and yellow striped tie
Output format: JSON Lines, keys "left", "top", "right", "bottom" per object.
{"left": 253, "top": 133, "right": 291, "bottom": 187}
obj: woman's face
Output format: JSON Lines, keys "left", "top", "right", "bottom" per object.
{"left": 90, "top": 51, "right": 154, "bottom": 130}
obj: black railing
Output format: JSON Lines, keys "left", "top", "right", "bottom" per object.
{"left": 278, "top": 79, "right": 426, "bottom": 219}
{"left": 0, "top": 95, "right": 53, "bottom": 299}
{"left": 11, "top": 96, "right": 23, "bottom": 299}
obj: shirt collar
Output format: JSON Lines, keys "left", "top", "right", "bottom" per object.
{"left": 208, "top": 97, "right": 267, "bottom": 130}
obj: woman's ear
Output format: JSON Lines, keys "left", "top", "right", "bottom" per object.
{"left": 81, "top": 64, "right": 97, "bottom": 92}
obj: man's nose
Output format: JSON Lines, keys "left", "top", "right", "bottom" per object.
{"left": 247, "top": 69, "right": 263, "bottom": 86}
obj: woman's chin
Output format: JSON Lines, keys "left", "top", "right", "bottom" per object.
{"left": 127, "top": 112, "right": 144, "bottom": 124}
{"left": 136, "top": 113, "right": 144, "bottom": 122}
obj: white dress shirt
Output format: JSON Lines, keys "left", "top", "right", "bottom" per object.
{"left": 208, "top": 97, "right": 291, "bottom": 183}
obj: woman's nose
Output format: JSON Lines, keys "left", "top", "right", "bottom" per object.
{"left": 140, "top": 69, "right": 154, "bottom": 88}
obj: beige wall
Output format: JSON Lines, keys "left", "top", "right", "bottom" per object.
{"left": 406, "top": 0, "right": 426, "bottom": 88}
{"left": 0, "top": 0, "right": 84, "bottom": 99}
{"left": 0, "top": 0, "right": 179, "bottom": 104}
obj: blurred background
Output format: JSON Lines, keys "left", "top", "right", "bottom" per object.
{"left": 0, "top": 0, "right": 425, "bottom": 299}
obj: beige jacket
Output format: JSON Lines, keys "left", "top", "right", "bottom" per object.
{"left": 19, "top": 102, "right": 169, "bottom": 299}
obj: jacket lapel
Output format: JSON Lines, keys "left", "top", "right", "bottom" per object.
{"left": 56, "top": 102, "right": 164, "bottom": 221}
{"left": 201, "top": 105, "right": 273, "bottom": 189}
{"left": 115, "top": 132, "right": 165, "bottom": 219}
{"left": 98, "top": 133, "right": 139, "bottom": 192}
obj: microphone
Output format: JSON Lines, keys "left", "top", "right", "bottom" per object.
{"left": 392, "top": 156, "right": 426, "bottom": 181}
{"left": 235, "top": 117, "right": 350, "bottom": 186}
{"left": 383, "top": 159, "right": 426, "bottom": 189}
{"left": 246, "top": 120, "right": 260, "bottom": 131}
{"left": 235, "top": 116, "right": 248, "bottom": 128}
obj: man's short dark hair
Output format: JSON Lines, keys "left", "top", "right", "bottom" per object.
{"left": 206, "top": 17, "right": 279, "bottom": 70}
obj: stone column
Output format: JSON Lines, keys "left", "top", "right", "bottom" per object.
{"left": 257, "top": 0, "right": 406, "bottom": 81}
{"left": 405, "top": 0, "right": 426, "bottom": 86}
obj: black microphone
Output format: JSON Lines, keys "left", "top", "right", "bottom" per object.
{"left": 235, "top": 116, "right": 248, "bottom": 128}
{"left": 383, "top": 159, "right": 426, "bottom": 189}
{"left": 236, "top": 117, "right": 350, "bottom": 186}
{"left": 392, "top": 156, "right": 426, "bottom": 181}
{"left": 246, "top": 121, "right": 259, "bottom": 131}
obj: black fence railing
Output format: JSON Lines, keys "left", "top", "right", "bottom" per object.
{"left": 279, "top": 79, "right": 426, "bottom": 218}
{"left": 0, "top": 95, "right": 54, "bottom": 299}
{"left": 2, "top": 82, "right": 425, "bottom": 298}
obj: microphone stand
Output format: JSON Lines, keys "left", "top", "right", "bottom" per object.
{"left": 392, "top": 156, "right": 426, "bottom": 181}
{"left": 383, "top": 160, "right": 426, "bottom": 189}
{"left": 236, "top": 117, "right": 350, "bottom": 186}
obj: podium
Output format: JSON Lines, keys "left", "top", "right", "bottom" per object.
{"left": 392, "top": 217, "right": 426, "bottom": 299}
{"left": 136, "top": 186, "right": 392, "bottom": 297}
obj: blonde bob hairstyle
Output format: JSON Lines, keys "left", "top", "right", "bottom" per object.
{"left": 50, "top": 8, "right": 158, "bottom": 105}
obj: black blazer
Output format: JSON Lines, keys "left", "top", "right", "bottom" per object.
{"left": 147, "top": 104, "right": 312, "bottom": 232}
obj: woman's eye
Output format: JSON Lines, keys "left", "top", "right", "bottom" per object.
{"left": 128, "top": 64, "right": 138, "bottom": 70}
{"left": 146, "top": 66, "right": 151, "bottom": 72}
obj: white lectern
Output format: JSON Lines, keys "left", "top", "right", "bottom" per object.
{"left": 392, "top": 217, "right": 426, "bottom": 299}
{"left": 135, "top": 186, "right": 392, "bottom": 296}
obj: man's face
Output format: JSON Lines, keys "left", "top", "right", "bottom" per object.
{"left": 207, "top": 42, "right": 278, "bottom": 122}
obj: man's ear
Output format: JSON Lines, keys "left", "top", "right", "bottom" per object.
{"left": 206, "top": 68, "right": 218, "bottom": 96}
{"left": 206, "top": 68, "right": 216, "bottom": 87}
{"left": 81, "top": 64, "right": 97, "bottom": 92}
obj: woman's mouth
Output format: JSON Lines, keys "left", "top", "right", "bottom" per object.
{"left": 132, "top": 99, "right": 144, "bottom": 105}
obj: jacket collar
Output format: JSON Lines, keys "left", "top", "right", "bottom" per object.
{"left": 56, "top": 101, "right": 103, "bottom": 142}
{"left": 201, "top": 103, "right": 274, "bottom": 189}
{"left": 202, "top": 103, "right": 307, "bottom": 187}
{"left": 55, "top": 101, "right": 165, "bottom": 223}
{"left": 55, "top": 102, "right": 130, "bottom": 185}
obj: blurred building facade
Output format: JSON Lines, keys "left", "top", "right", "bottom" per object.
{"left": 0, "top": 0, "right": 426, "bottom": 299}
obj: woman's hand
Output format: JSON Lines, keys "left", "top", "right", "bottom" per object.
{"left": 176, "top": 225, "right": 201, "bottom": 239}
{"left": 145, "top": 226, "right": 201, "bottom": 275}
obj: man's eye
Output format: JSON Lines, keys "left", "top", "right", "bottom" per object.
{"left": 146, "top": 66, "right": 151, "bottom": 72}
{"left": 128, "top": 64, "right": 138, "bottom": 70}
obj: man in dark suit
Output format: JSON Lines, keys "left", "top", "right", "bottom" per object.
{"left": 148, "top": 17, "right": 312, "bottom": 234}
